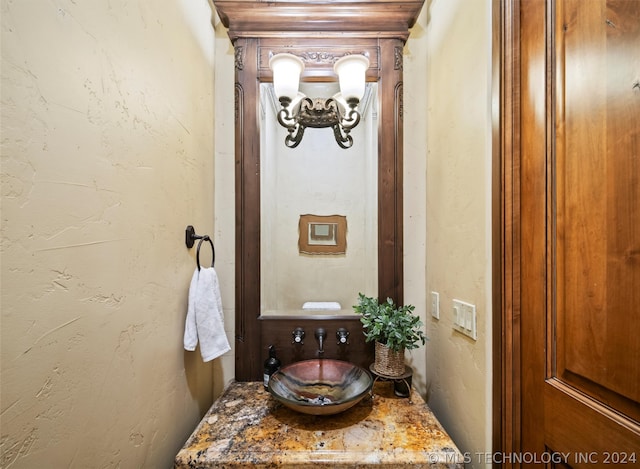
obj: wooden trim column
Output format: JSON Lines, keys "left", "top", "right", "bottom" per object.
{"left": 495, "top": 0, "right": 522, "bottom": 459}
{"left": 234, "top": 38, "right": 262, "bottom": 381}
{"left": 378, "top": 38, "right": 404, "bottom": 305}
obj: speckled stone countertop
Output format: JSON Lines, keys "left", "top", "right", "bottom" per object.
{"left": 174, "top": 381, "right": 463, "bottom": 468}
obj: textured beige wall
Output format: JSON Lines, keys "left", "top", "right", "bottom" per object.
{"left": 0, "top": 1, "right": 234, "bottom": 467}
{"left": 403, "top": 5, "right": 430, "bottom": 395}
{"left": 0, "top": 0, "right": 494, "bottom": 466}
{"left": 425, "top": 0, "right": 493, "bottom": 466}
{"left": 211, "top": 13, "right": 237, "bottom": 400}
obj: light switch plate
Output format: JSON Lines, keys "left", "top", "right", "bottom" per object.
{"left": 452, "top": 299, "right": 477, "bottom": 340}
{"left": 430, "top": 291, "right": 440, "bottom": 319}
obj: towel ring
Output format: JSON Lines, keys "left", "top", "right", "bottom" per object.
{"left": 196, "top": 236, "right": 215, "bottom": 271}
{"left": 186, "top": 226, "right": 215, "bottom": 271}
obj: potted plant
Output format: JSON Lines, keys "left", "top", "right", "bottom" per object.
{"left": 353, "top": 293, "right": 427, "bottom": 377}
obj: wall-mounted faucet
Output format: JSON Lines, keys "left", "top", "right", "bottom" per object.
{"left": 292, "top": 327, "right": 305, "bottom": 345}
{"left": 336, "top": 327, "right": 350, "bottom": 345}
{"left": 314, "top": 327, "right": 326, "bottom": 357}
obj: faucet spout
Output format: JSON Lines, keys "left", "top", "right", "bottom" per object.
{"left": 314, "top": 327, "right": 326, "bottom": 357}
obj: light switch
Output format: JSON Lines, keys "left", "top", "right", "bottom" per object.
{"left": 452, "top": 299, "right": 477, "bottom": 340}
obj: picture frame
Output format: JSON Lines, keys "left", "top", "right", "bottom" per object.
{"left": 298, "top": 214, "right": 347, "bottom": 255}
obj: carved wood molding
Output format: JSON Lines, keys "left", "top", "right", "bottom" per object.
{"left": 257, "top": 42, "right": 381, "bottom": 79}
{"left": 394, "top": 46, "right": 403, "bottom": 70}
{"left": 234, "top": 46, "right": 244, "bottom": 70}
{"left": 214, "top": 0, "right": 425, "bottom": 40}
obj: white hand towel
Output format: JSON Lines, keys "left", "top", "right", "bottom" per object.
{"left": 184, "top": 267, "right": 231, "bottom": 362}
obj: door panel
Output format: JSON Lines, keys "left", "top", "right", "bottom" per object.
{"left": 518, "top": 0, "right": 640, "bottom": 465}
{"left": 554, "top": 0, "right": 640, "bottom": 420}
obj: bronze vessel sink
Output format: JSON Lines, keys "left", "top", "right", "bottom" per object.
{"left": 267, "top": 359, "right": 373, "bottom": 415}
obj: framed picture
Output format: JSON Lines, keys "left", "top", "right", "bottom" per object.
{"left": 298, "top": 214, "right": 347, "bottom": 255}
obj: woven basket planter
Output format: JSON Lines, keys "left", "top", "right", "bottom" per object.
{"left": 373, "top": 341, "right": 405, "bottom": 377}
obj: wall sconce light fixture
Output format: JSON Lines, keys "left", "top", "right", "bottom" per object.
{"left": 269, "top": 53, "right": 370, "bottom": 149}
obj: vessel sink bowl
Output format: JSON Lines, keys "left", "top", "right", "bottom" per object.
{"left": 268, "top": 359, "right": 373, "bottom": 415}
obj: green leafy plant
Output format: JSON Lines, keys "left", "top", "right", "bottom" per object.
{"left": 353, "top": 293, "right": 427, "bottom": 352}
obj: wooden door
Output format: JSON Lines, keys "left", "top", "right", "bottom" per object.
{"left": 501, "top": 0, "right": 640, "bottom": 465}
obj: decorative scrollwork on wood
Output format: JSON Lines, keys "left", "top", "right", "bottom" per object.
{"left": 299, "top": 51, "right": 340, "bottom": 64}
{"left": 271, "top": 50, "right": 369, "bottom": 66}
{"left": 235, "top": 46, "right": 244, "bottom": 70}
{"left": 394, "top": 46, "right": 403, "bottom": 70}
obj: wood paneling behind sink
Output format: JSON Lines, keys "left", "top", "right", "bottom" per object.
{"left": 259, "top": 316, "right": 374, "bottom": 370}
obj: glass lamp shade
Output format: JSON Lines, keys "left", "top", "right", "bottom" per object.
{"left": 269, "top": 53, "right": 305, "bottom": 102}
{"left": 332, "top": 92, "right": 349, "bottom": 114}
{"left": 333, "top": 55, "right": 370, "bottom": 102}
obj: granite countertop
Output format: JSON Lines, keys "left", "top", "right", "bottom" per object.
{"left": 174, "top": 381, "right": 463, "bottom": 468}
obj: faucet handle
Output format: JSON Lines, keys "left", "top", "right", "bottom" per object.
{"left": 336, "top": 327, "right": 350, "bottom": 345}
{"left": 292, "top": 327, "right": 305, "bottom": 344}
